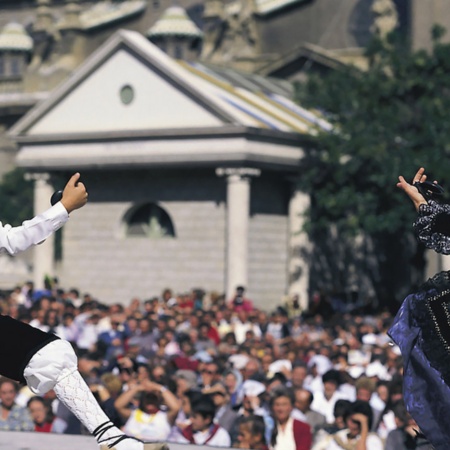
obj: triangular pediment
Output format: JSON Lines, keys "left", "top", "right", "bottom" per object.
{"left": 11, "top": 31, "right": 236, "bottom": 137}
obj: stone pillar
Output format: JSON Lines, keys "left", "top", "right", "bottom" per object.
{"left": 288, "top": 187, "right": 311, "bottom": 310}
{"left": 25, "top": 173, "right": 55, "bottom": 289}
{"left": 216, "top": 167, "right": 260, "bottom": 299}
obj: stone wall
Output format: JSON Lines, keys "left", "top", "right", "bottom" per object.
{"left": 57, "top": 168, "right": 227, "bottom": 304}
{"left": 56, "top": 168, "right": 290, "bottom": 310}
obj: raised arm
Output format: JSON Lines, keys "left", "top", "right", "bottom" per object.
{"left": 398, "top": 167, "right": 450, "bottom": 254}
{"left": 0, "top": 172, "right": 88, "bottom": 255}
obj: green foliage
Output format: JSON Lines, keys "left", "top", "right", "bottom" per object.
{"left": 0, "top": 168, "right": 33, "bottom": 226}
{"left": 295, "top": 31, "right": 450, "bottom": 307}
{"left": 297, "top": 32, "right": 450, "bottom": 236}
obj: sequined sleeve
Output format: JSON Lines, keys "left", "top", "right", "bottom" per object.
{"left": 414, "top": 200, "right": 450, "bottom": 254}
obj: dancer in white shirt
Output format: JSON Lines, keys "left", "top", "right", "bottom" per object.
{"left": 0, "top": 173, "right": 167, "bottom": 450}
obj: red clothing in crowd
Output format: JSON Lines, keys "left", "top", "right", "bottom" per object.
{"left": 207, "top": 325, "right": 221, "bottom": 345}
{"left": 35, "top": 422, "right": 53, "bottom": 432}
{"left": 292, "top": 419, "right": 312, "bottom": 450}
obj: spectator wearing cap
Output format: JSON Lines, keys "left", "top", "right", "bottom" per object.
{"left": 174, "top": 394, "right": 231, "bottom": 446}
{"left": 266, "top": 373, "right": 291, "bottom": 400}
{"left": 114, "top": 379, "right": 179, "bottom": 442}
{"left": 310, "top": 370, "right": 350, "bottom": 424}
{"left": 230, "top": 380, "right": 274, "bottom": 445}
{"left": 203, "top": 382, "right": 238, "bottom": 433}
{"left": 270, "top": 387, "right": 312, "bottom": 450}
{"left": 294, "top": 388, "right": 326, "bottom": 443}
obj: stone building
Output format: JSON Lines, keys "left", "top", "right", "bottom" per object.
{"left": 10, "top": 30, "right": 331, "bottom": 308}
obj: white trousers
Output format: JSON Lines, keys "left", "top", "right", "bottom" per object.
{"left": 23, "top": 339, "right": 78, "bottom": 395}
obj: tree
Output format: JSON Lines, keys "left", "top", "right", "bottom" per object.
{"left": 295, "top": 29, "right": 450, "bottom": 311}
{"left": 0, "top": 168, "right": 33, "bottom": 226}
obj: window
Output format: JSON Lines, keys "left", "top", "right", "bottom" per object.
{"left": 124, "top": 203, "right": 175, "bottom": 238}
{"left": 174, "top": 44, "right": 184, "bottom": 59}
{"left": 10, "top": 55, "right": 21, "bottom": 76}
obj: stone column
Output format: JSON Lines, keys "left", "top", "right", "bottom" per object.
{"left": 216, "top": 167, "right": 260, "bottom": 299}
{"left": 288, "top": 187, "right": 311, "bottom": 310}
{"left": 25, "top": 173, "right": 55, "bottom": 289}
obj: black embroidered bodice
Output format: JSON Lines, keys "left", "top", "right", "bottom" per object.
{"left": 411, "top": 200, "right": 450, "bottom": 386}
{"left": 414, "top": 200, "right": 450, "bottom": 254}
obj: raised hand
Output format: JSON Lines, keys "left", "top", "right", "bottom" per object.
{"left": 61, "top": 172, "right": 88, "bottom": 213}
{"left": 397, "top": 167, "right": 429, "bottom": 211}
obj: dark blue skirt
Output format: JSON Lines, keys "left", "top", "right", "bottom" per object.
{"left": 389, "top": 286, "right": 450, "bottom": 450}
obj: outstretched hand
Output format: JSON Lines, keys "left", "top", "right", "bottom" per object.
{"left": 397, "top": 167, "right": 429, "bottom": 211}
{"left": 61, "top": 173, "right": 88, "bottom": 213}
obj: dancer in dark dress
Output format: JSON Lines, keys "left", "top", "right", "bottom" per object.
{"left": 389, "top": 167, "right": 450, "bottom": 450}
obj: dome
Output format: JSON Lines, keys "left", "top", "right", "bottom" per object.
{"left": 0, "top": 22, "right": 33, "bottom": 52}
{"left": 147, "top": 6, "right": 203, "bottom": 39}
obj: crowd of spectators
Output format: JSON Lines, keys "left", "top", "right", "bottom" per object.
{"left": 0, "top": 282, "right": 433, "bottom": 449}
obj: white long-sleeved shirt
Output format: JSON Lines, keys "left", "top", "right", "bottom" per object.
{"left": 0, "top": 202, "right": 68, "bottom": 255}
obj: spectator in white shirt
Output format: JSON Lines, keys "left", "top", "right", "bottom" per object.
{"left": 311, "top": 370, "right": 350, "bottom": 424}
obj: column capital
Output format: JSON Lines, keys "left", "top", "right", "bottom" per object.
{"left": 216, "top": 167, "right": 261, "bottom": 179}
{"left": 24, "top": 172, "right": 50, "bottom": 183}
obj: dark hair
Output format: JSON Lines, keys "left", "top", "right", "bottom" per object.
{"left": 270, "top": 386, "right": 295, "bottom": 408}
{"left": 191, "top": 395, "right": 216, "bottom": 423}
{"left": 344, "top": 400, "right": 374, "bottom": 430}
{"left": 27, "top": 396, "right": 54, "bottom": 424}
{"left": 139, "top": 392, "right": 160, "bottom": 410}
{"left": 240, "top": 415, "right": 266, "bottom": 442}
{"left": 391, "top": 399, "right": 409, "bottom": 424}
{"left": 0, "top": 378, "right": 19, "bottom": 393}
{"left": 268, "top": 372, "right": 288, "bottom": 385}
{"left": 185, "top": 389, "right": 203, "bottom": 405}
{"left": 333, "top": 399, "right": 352, "bottom": 418}
{"left": 322, "top": 369, "right": 341, "bottom": 385}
